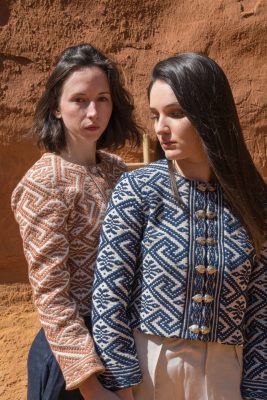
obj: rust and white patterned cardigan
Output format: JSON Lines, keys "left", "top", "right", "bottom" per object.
{"left": 11, "top": 151, "right": 126, "bottom": 390}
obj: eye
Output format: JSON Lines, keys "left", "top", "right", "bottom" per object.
{"left": 98, "top": 96, "right": 110, "bottom": 102}
{"left": 150, "top": 114, "right": 159, "bottom": 121}
{"left": 169, "top": 111, "right": 185, "bottom": 118}
{"left": 74, "top": 97, "right": 85, "bottom": 103}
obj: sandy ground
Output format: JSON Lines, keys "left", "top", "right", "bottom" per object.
{"left": 0, "top": 284, "right": 39, "bottom": 400}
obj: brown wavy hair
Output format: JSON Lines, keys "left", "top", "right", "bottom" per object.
{"left": 32, "top": 43, "right": 142, "bottom": 151}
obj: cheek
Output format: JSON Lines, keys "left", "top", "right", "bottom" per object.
{"left": 183, "top": 123, "right": 199, "bottom": 143}
{"left": 104, "top": 104, "right": 113, "bottom": 122}
{"left": 60, "top": 103, "right": 78, "bottom": 117}
{"left": 190, "top": 132, "right": 205, "bottom": 154}
{"left": 173, "top": 122, "right": 194, "bottom": 141}
{"left": 191, "top": 130, "right": 202, "bottom": 146}
{"left": 107, "top": 107, "right": 113, "bottom": 119}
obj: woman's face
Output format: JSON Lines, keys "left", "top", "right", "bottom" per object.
{"left": 55, "top": 66, "right": 112, "bottom": 150}
{"left": 149, "top": 79, "right": 207, "bottom": 164}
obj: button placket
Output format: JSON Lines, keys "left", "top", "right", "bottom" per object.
{"left": 192, "top": 293, "right": 214, "bottom": 304}
{"left": 191, "top": 183, "right": 219, "bottom": 337}
{"left": 189, "top": 182, "right": 208, "bottom": 335}
{"left": 201, "top": 187, "right": 218, "bottom": 335}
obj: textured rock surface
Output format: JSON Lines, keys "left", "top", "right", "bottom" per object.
{"left": 0, "top": 0, "right": 266, "bottom": 398}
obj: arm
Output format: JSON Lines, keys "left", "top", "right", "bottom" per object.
{"left": 11, "top": 176, "right": 104, "bottom": 390}
{"left": 79, "top": 377, "right": 133, "bottom": 400}
{"left": 79, "top": 375, "right": 122, "bottom": 400}
{"left": 241, "top": 241, "right": 267, "bottom": 400}
{"left": 92, "top": 173, "right": 145, "bottom": 390}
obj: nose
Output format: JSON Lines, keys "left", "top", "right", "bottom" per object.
{"left": 86, "top": 101, "right": 97, "bottom": 119}
{"left": 154, "top": 116, "right": 170, "bottom": 136}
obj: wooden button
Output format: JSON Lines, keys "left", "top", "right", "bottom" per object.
{"left": 189, "top": 324, "right": 200, "bottom": 334}
{"left": 200, "top": 326, "right": 210, "bottom": 334}
{"left": 195, "top": 265, "right": 206, "bottom": 274}
{"left": 203, "top": 294, "right": 213, "bottom": 303}
{"left": 206, "top": 211, "right": 217, "bottom": 219}
{"left": 195, "top": 210, "right": 206, "bottom": 218}
{"left": 207, "top": 184, "right": 216, "bottom": 192}
{"left": 207, "top": 265, "right": 217, "bottom": 275}
{"left": 192, "top": 294, "right": 203, "bottom": 303}
{"left": 206, "top": 238, "right": 217, "bottom": 246}
{"left": 197, "top": 183, "right": 207, "bottom": 192}
{"left": 196, "top": 237, "right": 206, "bottom": 245}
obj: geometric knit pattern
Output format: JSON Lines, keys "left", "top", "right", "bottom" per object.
{"left": 11, "top": 151, "right": 126, "bottom": 390}
{"left": 92, "top": 159, "right": 267, "bottom": 398}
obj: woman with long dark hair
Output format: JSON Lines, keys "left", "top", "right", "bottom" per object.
{"left": 92, "top": 53, "right": 266, "bottom": 400}
{"left": 11, "top": 43, "right": 141, "bottom": 400}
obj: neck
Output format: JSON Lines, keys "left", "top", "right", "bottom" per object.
{"left": 173, "top": 159, "right": 212, "bottom": 182}
{"left": 60, "top": 142, "right": 97, "bottom": 166}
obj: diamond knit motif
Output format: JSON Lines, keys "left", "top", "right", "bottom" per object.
{"left": 92, "top": 159, "right": 267, "bottom": 398}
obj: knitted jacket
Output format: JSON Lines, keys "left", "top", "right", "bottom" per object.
{"left": 11, "top": 151, "right": 126, "bottom": 390}
{"left": 92, "top": 159, "right": 267, "bottom": 400}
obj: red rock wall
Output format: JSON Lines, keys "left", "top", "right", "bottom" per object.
{"left": 1, "top": 0, "right": 267, "bottom": 283}
{"left": 0, "top": 1, "right": 266, "bottom": 397}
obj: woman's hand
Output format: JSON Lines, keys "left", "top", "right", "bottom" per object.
{"left": 79, "top": 374, "right": 120, "bottom": 400}
{"left": 115, "top": 387, "right": 135, "bottom": 400}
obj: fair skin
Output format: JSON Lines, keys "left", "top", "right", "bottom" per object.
{"left": 149, "top": 79, "right": 211, "bottom": 182}
{"left": 79, "top": 375, "right": 133, "bottom": 400}
{"left": 79, "top": 375, "right": 119, "bottom": 400}
{"left": 55, "top": 66, "right": 113, "bottom": 166}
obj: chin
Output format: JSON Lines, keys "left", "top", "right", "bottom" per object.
{"left": 164, "top": 151, "right": 182, "bottom": 161}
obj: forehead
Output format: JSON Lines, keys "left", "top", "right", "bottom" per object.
{"left": 149, "top": 80, "right": 178, "bottom": 107}
{"left": 61, "top": 66, "right": 110, "bottom": 94}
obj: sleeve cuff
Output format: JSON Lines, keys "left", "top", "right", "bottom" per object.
{"left": 64, "top": 356, "right": 105, "bottom": 390}
{"left": 241, "top": 379, "right": 267, "bottom": 400}
{"left": 98, "top": 363, "right": 142, "bottom": 390}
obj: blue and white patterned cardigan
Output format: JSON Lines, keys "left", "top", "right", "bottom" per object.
{"left": 92, "top": 160, "right": 267, "bottom": 399}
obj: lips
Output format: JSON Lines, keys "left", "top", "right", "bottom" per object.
{"left": 84, "top": 125, "right": 100, "bottom": 131}
{"left": 161, "top": 141, "right": 176, "bottom": 148}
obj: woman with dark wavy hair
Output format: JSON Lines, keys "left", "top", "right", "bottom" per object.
{"left": 92, "top": 53, "right": 266, "bottom": 400}
{"left": 11, "top": 43, "right": 141, "bottom": 400}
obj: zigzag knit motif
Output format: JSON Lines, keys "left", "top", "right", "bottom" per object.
{"left": 11, "top": 151, "right": 126, "bottom": 390}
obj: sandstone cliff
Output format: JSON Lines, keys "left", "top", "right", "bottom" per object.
{"left": 0, "top": 1, "right": 266, "bottom": 398}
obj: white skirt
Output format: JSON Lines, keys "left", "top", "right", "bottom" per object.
{"left": 133, "top": 330, "right": 243, "bottom": 400}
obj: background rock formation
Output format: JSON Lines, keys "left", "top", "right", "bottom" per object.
{"left": 0, "top": 0, "right": 266, "bottom": 398}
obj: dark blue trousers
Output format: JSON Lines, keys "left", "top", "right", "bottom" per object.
{"left": 27, "top": 318, "right": 91, "bottom": 400}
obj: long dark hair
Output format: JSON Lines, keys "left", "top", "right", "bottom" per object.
{"left": 32, "top": 43, "right": 142, "bottom": 151}
{"left": 148, "top": 52, "right": 266, "bottom": 255}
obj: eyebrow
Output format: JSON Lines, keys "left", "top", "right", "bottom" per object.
{"left": 98, "top": 91, "right": 111, "bottom": 95}
{"left": 149, "top": 102, "right": 181, "bottom": 110}
{"left": 71, "top": 91, "right": 111, "bottom": 96}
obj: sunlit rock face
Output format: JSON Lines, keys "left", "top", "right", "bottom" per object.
{"left": 1, "top": 0, "right": 266, "bottom": 277}
{"left": 0, "top": 1, "right": 266, "bottom": 396}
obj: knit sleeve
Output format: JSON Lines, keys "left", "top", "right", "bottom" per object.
{"left": 241, "top": 240, "right": 267, "bottom": 400}
{"left": 92, "top": 173, "right": 144, "bottom": 390}
{"left": 11, "top": 174, "right": 104, "bottom": 390}
{"left": 114, "top": 155, "right": 128, "bottom": 176}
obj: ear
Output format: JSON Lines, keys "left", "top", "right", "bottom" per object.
{"left": 53, "top": 109, "right": 61, "bottom": 119}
